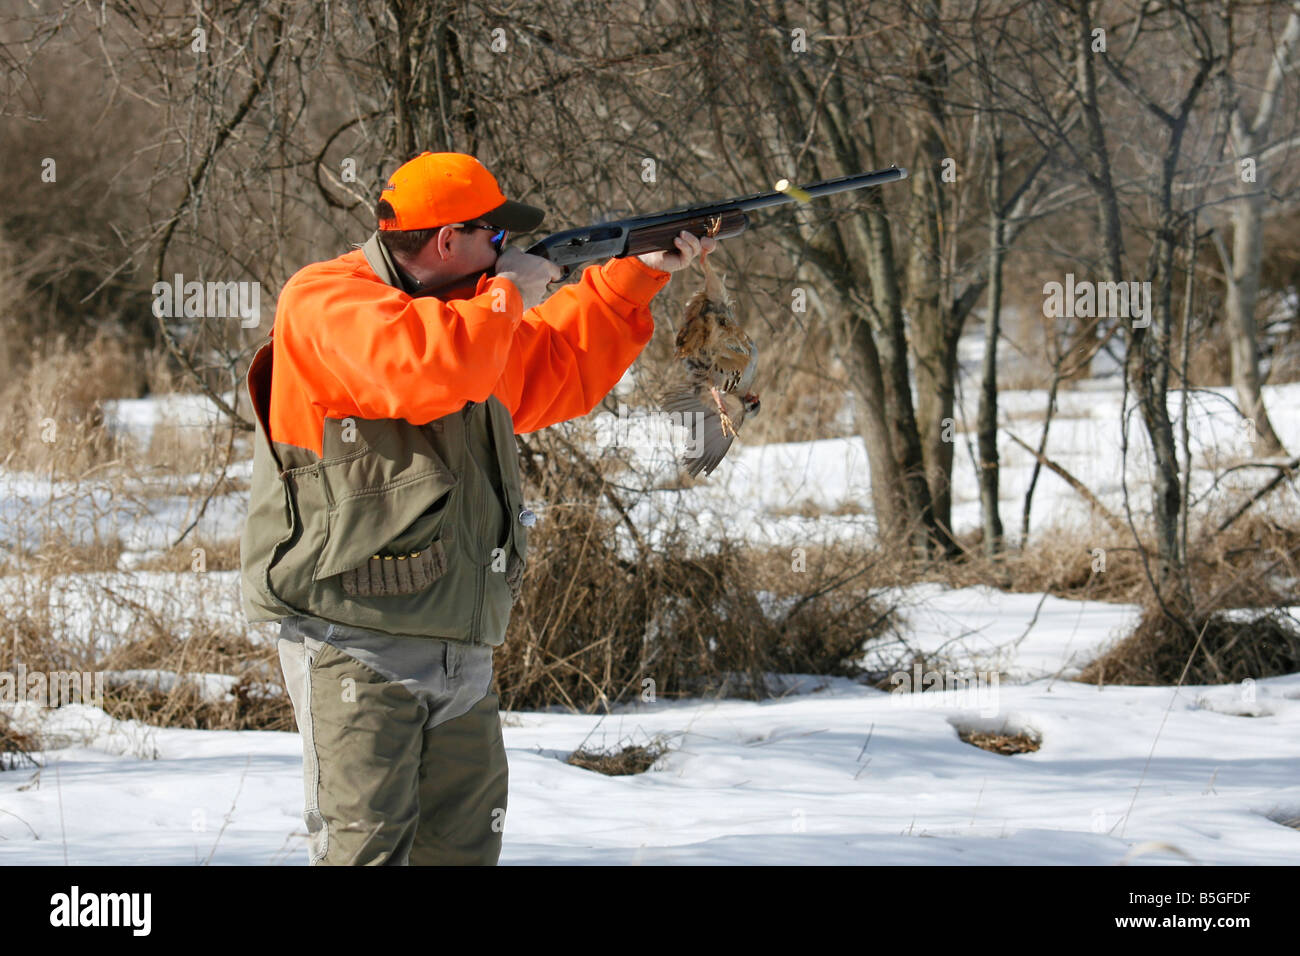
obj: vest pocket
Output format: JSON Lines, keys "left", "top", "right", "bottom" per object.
{"left": 312, "top": 470, "right": 458, "bottom": 582}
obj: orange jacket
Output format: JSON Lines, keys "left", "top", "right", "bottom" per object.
{"left": 268, "top": 249, "right": 672, "bottom": 455}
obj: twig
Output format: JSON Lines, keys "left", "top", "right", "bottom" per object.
{"left": 1119, "top": 617, "right": 1212, "bottom": 840}
{"left": 171, "top": 425, "right": 238, "bottom": 548}
{"left": 853, "top": 722, "right": 875, "bottom": 780}
{"left": 743, "top": 728, "right": 828, "bottom": 747}
{"left": 203, "top": 755, "right": 251, "bottom": 865}
{"left": 970, "top": 776, "right": 986, "bottom": 827}
{"left": 0, "top": 807, "right": 39, "bottom": 841}
{"left": 856, "top": 722, "right": 875, "bottom": 763}
{"left": 1215, "top": 456, "right": 1300, "bottom": 533}
{"left": 1005, "top": 430, "right": 1128, "bottom": 535}
{"left": 55, "top": 761, "right": 67, "bottom": 865}
{"left": 268, "top": 829, "right": 310, "bottom": 866}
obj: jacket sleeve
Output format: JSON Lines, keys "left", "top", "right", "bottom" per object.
{"left": 495, "top": 255, "right": 672, "bottom": 434}
{"left": 280, "top": 263, "right": 527, "bottom": 424}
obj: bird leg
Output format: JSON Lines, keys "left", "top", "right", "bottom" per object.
{"left": 710, "top": 386, "right": 738, "bottom": 437}
{"left": 699, "top": 215, "right": 722, "bottom": 274}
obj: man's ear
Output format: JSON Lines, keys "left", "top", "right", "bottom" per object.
{"left": 433, "top": 225, "right": 458, "bottom": 261}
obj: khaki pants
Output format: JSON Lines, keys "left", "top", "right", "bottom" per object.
{"left": 277, "top": 616, "right": 508, "bottom": 865}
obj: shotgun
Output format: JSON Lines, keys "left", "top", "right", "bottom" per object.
{"left": 523, "top": 166, "right": 908, "bottom": 277}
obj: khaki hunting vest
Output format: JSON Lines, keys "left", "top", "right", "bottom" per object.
{"left": 239, "top": 235, "right": 529, "bottom": 646}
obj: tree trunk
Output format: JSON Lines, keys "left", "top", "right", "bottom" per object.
{"left": 1074, "top": 0, "right": 1189, "bottom": 600}
{"left": 861, "top": 189, "right": 949, "bottom": 556}
{"left": 1217, "top": 6, "right": 1300, "bottom": 457}
{"left": 978, "top": 130, "right": 1006, "bottom": 555}
{"left": 845, "top": 313, "right": 910, "bottom": 540}
{"left": 1223, "top": 194, "right": 1287, "bottom": 455}
{"left": 907, "top": 7, "right": 959, "bottom": 545}
{"left": 1136, "top": 216, "right": 1190, "bottom": 602}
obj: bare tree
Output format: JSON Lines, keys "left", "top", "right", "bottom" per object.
{"left": 1211, "top": 2, "right": 1300, "bottom": 457}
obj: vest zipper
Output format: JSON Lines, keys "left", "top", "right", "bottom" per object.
{"left": 465, "top": 400, "right": 487, "bottom": 643}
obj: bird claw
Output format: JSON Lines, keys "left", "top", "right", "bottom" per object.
{"left": 710, "top": 386, "right": 737, "bottom": 437}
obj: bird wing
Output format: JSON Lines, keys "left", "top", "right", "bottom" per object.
{"left": 659, "top": 383, "right": 741, "bottom": 478}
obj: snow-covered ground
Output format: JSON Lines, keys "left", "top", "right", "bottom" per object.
{"left": 2, "top": 585, "right": 1297, "bottom": 865}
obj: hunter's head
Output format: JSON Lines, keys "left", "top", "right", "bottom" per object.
{"left": 375, "top": 151, "right": 544, "bottom": 289}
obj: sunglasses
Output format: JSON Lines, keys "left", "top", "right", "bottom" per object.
{"left": 453, "top": 221, "right": 508, "bottom": 253}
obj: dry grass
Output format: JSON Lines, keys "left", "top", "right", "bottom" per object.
{"left": 3, "top": 568, "right": 291, "bottom": 733}
{"left": 127, "top": 537, "right": 242, "bottom": 573}
{"left": 566, "top": 735, "right": 672, "bottom": 775}
{"left": 768, "top": 498, "right": 867, "bottom": 518}
{"left": 864, "top": 651, "right": 976, "bottom": 693}
{"left": 497, "top": 504, "right": 892, "bottom": 711}
{"left": 932, "top": 528, "right": 1147, "bottom": 602}
{"left": 1070, "top": 515, "right": 1300, "bottom": 685}
{"left": 958, "top": 728, "right": 1042, "bottom": 755}
{"left": 97, "top": 628, "right": 291, "bottom": 732}
{"left": 499, "top": 430, "right": 896, "bottom": 713}
{"left": 0, "top": 331, "right": 151, "bottom": 477}
{"left": 1080, "top": 605, "right": 1300, "bottom": 687}
{"left": 7, "top": 324, "right": 1300, "bottom": 733}
{"left": 909, "top": 513, "right": 1300, "bottom": 610}
{"left": 0, "top": 336, "right": 279, "bottom": 733}
{"left": 0, "top": 712, "right": 42, "bottom": 771}
{"left": 0, "top": 344, "right": 896, "bottom": 731}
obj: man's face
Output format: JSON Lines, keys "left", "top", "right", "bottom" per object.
{"left": 450, "top": 219, "right": 505, "bottom": 277}
{"left": 399, "top": 218, "right": 505, "bottom": 289}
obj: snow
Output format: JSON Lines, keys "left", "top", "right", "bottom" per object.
{"left": 2, "top": 661, "right": 1298, "bottom": 864}
{"left": 869, "top": 584, "right": 1140, "bottom": 681}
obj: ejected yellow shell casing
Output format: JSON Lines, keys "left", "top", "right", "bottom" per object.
{"left": 774, "top": 179, "right": 813, "bottom": 202}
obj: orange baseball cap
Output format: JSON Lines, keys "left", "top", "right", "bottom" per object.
{"left": 377, "top": 151, "right": 544, "bottom": 232}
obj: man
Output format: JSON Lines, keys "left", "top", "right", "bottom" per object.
{"left": 239, "top": 151, "right": 713, "bottom": 865}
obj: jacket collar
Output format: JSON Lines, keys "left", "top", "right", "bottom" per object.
{"left": 362, "top": 231, "right": 419, "bottom": 295}
{"left": 361, "top": 231, "right": 487, "bottom": 301}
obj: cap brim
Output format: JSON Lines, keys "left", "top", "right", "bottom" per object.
{"left": 482, "top": 199, "right": 545, "bottom": 232}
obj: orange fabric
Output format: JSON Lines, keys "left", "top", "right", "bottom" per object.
{"left": 267, "top": 250, "right": 671, "bottom": 456}
{"left": 378, "top": 152, "right": 507, "bottom": 231}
